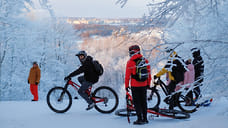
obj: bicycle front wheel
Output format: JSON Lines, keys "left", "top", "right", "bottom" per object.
{"left": 177, "top": 91, "right": 198, "bottom": 113}
{"left": 147, "top": 89, "right": 161, "bottom": 109}
{"left": 93, "top": 86, "right": 119, "bottom": 113}
{"left": 46, "top": 87, "right": 72, "bottom": 113}
{"left": 159, "top": 109, "right": 190, "bottom": 119}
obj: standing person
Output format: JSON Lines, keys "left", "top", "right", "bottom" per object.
{"left": 28, "top": 61, "right": 41, "bottom": 101}
{"left": 64, "top": 51, "right": 100, "bottom": 110}
{"left": 175, "top": 59, "right": 195, "bottom": 105}
{"left": 183, "top": 59, "right": 195, "bottom": 85}
{"left": 191, "top": 48, "right": 204, "bottom": 100}
{"left": 154, "top": 49, "right": 186, "bottom": 110}
{"left": 125, "top": 45, "right": 151, "bottom": 125}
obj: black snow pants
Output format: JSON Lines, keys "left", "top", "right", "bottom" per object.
{"left": 131, "top": 86, "right": 147, "bottom": 121}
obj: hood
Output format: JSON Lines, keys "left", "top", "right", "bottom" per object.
{"left": 130, "top": 54, "right": 142, "bottom": 61}
{"left": 81, "top": 56, "right": 93, "bottom": 64}
{"left": 86, "top": 56, "right": 93, "bottom": 61}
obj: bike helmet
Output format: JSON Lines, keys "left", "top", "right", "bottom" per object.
{"left": 191, "top": 48, "right": 200, "bottom": 58}
{"left": 165, "top": 47, "right": 177, "bottom": 58}
{"left": 165, "top": 47, "right": 174, "bottom": 53}
{"left": 129, "top": 45, "right": 140, "bottom": 57}
{"left": 75, "top": 50, "right": 87, "bottom": 62}
{"left": 191, "top": 47, "right": 199, "bottom": 53}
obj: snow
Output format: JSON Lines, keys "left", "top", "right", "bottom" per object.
{"left": 1, "top": 98, "right": 228, "bottom": 128}
{"left": 1, "top": 0, "right": 228, "bottom": 127}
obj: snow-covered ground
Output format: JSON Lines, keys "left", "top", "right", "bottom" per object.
{"left": 1, "top": 97, "right": 228, "bottom": 128}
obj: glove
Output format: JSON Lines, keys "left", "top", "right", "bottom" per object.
{"left": 64, "top": 76, "right": 70, "bottom": 81}
{"left": 35, "top": 82, "right": 38, "bottom": 85}
{"left": 125, "top": 87, "right": 130, "bottom": 92}
{"left": 28, "top": 80, "right": 29, "bottom": 84}
{"left": 154, "top": 75, "right": 157, "bottom": 80}
{"left": 146, "top": 85, "right": 150, "bottom": 89}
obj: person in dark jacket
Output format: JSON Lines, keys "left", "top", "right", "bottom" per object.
{"left": 154, "top": 49, "right": 186, "bottom": 110}
{"left": 191, "top": 48, "right": 204, "bottom": 100}
{"left": 125, "top": 45, "right": 151, "bottom": 125}
{"left": 64, "top": 51, "right": 99, "bottom": 110}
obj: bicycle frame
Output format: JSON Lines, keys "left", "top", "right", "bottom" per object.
{"left": 153, "top": 78, "right": 201, "bottom": 113}
{"left": 126, "top": 91, "right": 177, "bottom": 118}
{"left": 65, "top": 79, "right": 105, "bottom": 104}
{"left": 153, "top": 78, "right": 169, "bottom": 96}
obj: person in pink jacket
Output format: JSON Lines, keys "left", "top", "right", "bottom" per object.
{"left": 175, "top": 59, "right": 195, "bottom": 105}
{"left": 184, "top": 59, "right": 195, "bottom": 85}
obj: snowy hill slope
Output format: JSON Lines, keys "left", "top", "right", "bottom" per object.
{"left": 1, "top": 97, "right": 228, "bottom": 128}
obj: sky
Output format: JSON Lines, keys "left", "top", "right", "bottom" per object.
{"left": 48, "top": 0, "right": 151, "bottom": 18}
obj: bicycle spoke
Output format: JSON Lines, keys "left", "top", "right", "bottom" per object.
{"left": 93, "top": 86, "right": 118, "bottom": 113}
{"left": 47, "top": 87, "right": 72, "bottom": 113}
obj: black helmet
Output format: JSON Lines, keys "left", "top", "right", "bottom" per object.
{"left": 129, "top": 45, "right": 140, "bottom": 56}
{"left": 76, "top": 50, "right": 87, "bottom": 57}
{"left": 165, "top": 47, "right": 174, "bottom": 53}
{"left": 191, "top": 48, "right": 200, "bottom": 53}
{"left": 75, "top": 50, "right": 87, "bottom": 62}
{"left": 191, "top": 48, "right": 200, "bottom": 57}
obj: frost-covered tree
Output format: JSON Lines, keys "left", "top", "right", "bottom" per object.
{"left": 79, "top": 28, "right": 163, "bottom": 97}
{"left": 0, "top": 0, "right": 78, "bottom": 100}
{"left": 116, "top": 0, "right": 228, "bottom": 98}
{"left": 0, "top": 0, "right": 35, "bottom": 100}
{"left": 117, "top": 0, "right": 228, "bottom": 41}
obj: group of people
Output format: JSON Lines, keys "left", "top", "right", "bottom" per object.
{"left": 154, "top": 47, "right": 204, "bottom": 110}
{"left": 27, "top": 44, "right": 204, "bottom": 125}
{"left": 125, "top": 45, "right": 204, "bottom": 125}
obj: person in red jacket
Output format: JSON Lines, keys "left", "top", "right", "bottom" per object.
{"left": 125, "top": 45, "right": 151, "bottom": 125}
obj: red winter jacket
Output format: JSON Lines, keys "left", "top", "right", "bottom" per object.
{"left": 125, "top": 54, "right": 151, "bottom": 88}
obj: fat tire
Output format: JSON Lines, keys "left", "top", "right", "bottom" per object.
{"left": 93, "top": 86, "right": 119, "bottom": 113}
{"left": 159, "top": 109, "right": 190, "bottom": 119}
{"left": 147, "top": 89, "right": 161, "bottom": 109}
{"left": 46, "top": 87, "right": 72, "bottom": 113}
{"left": 177, "top": 92, "right": 198, "bottom": 113}
{"left": 115, "top": 108, "right": 137, "bottom": 117}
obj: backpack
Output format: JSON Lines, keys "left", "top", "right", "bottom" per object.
{"left": 131, "top": 58, "right": 149, "bottom": 82}
{"left": 93, "top": 60, "right": 104, "bottom": 76}
{"left": 171, "top": 57, "right": 186, "bottom": 83}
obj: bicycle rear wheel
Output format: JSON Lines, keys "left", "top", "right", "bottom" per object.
{"left": 177, "top": 91, "right": 198, "bottom": 113}
{"left": 115, "top": 108, "right": 136, "bottom": 117}
{"left": 93, "top": 86, "right": 119, "bottom": 113}
{"left": 46, "top": 87, "right": 72, "bottom": 113}
{"left": 159, "top": 109, "right": 190, "bottom": 119}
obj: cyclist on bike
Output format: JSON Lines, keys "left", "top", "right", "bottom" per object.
{"left": 64, "top": 50, "right": 99, "bottom": 110}
{"left": 125, "top": 45, "right": 151, "bottom": 125}
{"left": 154, "top": 48, "right": 186, "bottom": 110}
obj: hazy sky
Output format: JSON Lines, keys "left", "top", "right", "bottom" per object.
{"left": 49, "top": 0, "right": 150, "bottom": 18}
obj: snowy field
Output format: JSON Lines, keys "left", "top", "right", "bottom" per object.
{"left": 1, "top": 97, "right": 228, "bottom": 128}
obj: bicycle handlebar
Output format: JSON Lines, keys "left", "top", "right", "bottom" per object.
{"left": 153, "top": 77, "right": 161, "bottom": 85}
{"left": 64, "top": 77, "right": 71, "bottom": 81}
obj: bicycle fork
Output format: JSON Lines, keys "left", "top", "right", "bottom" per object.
{"left": 58, "top": 83, "right": 70, "bottom": 102}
